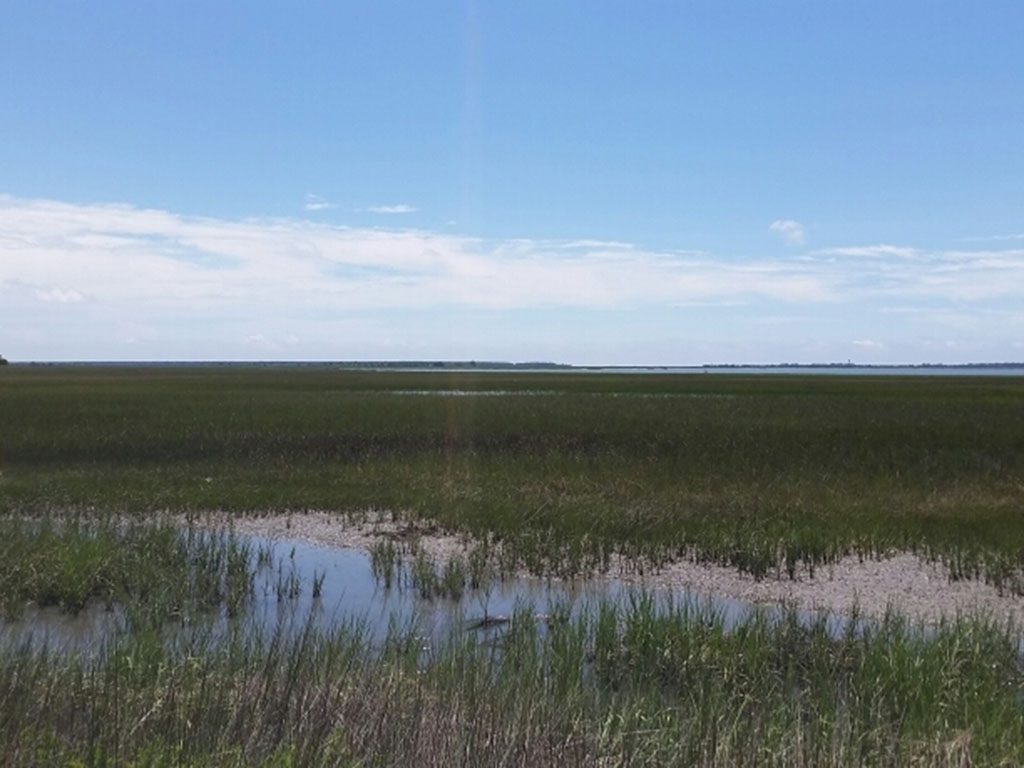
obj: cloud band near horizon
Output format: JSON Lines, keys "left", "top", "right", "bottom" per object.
{"left": 1, "top": 195, "right": 1023, "bottom": 362}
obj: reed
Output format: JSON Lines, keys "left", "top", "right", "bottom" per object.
{"left": 0, "top": 516, "right": 255, "bottom": 619}
{"left": 368, "top": 539, "right": 399, "bottom": 589}
{"left": 0, "top": 591, "right": 1020, "bottom": 766}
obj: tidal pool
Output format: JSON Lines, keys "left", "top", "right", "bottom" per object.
{"left": 1, "top": 534, "right": 772, "bottom": 652}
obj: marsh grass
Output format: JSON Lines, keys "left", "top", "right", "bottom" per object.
{"left": 410, "top": 548, "right": 439, "bottom": 600}
{"left": 273, "top": 562, "right": 301, "bottom": 602}
{"left": 0, "top": 592, "right": 1021, "bottom": 766}
{"left": 2, "top": 367, "right": 1023, "bottom": 589}
{"left": 440, "top": 554, "right": 467, "bottom": 599}
{"left": 0, "top": 517, "right": 256, "bottom": 620}
{"left": 311, "top": 569, "right": 325, "bottom": 599}
{"left": 0, "top": 503, "right": 1022, "bottom": 763}
{"left": 369, "top": 543, "right": 499, "bottom": 602}
{"left": 368, "top": 539, "right": 399, "bottom": 588}
{"left": 4, "top": 366, "right": 1024, "bottom": 760}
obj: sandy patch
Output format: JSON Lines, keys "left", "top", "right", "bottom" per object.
{"left": 617, "top": 552, "right": 1024, "bottom": 625}
{"left": 216, "top": 510, "right": 470, "bottom": 564}
{"left": 195, "top": 510, "right": 1024, "bottom": 626}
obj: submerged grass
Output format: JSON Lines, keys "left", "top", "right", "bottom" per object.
{"left": 0, "top": 593, "right": 1021, "bottom": 766}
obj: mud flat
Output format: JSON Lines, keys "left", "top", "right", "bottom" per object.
{"left": 214, "top": 510, "right": 1024, "bottom": 625}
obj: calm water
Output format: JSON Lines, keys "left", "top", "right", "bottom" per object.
{"left": 582, "top": 366, "right": 1024, "bottom": 376}
{"left": 11, "top": 535, "right": 1018, "bottom": 653}
{"left": 0, "top": 536, "right": 765, "bottom": 652}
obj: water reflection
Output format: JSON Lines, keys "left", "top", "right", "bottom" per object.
{"left": 1, "top": 600, "right": 126, "bottom": 651}
{"left": 0, "top": 535, "right": 931, "bottom": 653}
{"left": 1, "top": 536, "right": 757, "bottom": 651}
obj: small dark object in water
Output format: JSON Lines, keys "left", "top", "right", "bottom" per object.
{"left": 465, "top": 614, "right": 510, "bottom": 630}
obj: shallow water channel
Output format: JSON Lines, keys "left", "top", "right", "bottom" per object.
{"left": 1, "top": 534, "right": 786, "bottom": 652}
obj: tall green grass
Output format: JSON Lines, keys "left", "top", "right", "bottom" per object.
{"left": 0, "top": 517, "right": 255, "bottom": 619}
{"left": 2, "top": 366, "right": 1023, "bottom": 586}
{"left": 1, "top": 593, "right": 1021, "bottom": 766}
{"left": 4, "top": 367, "right": 1022, "bottom": 763}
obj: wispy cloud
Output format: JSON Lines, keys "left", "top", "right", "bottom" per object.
{"left": 819, "top": 245, "right": 919, "bottom": 259}
{"left": 557, "top": 239, "right": 635, "bottom": 250}
{"left": 769, "top": 219, "right": 806, "bottom": 245}
{"left": 365, "top": 204, "right": 417, "bottom": 214}
{"left": 3, "top": 195, "right": 1024, "bottom": 361}
{"left": 960, "top": 233, "right": 1024, "bottom": 242}
{"left": 304, "top": 193, "right": 337, "bottom": 211}
{"left": 35, "top": 287, "right": 84, "bottom": 303}
{"left": 0, "top": 196, "right": 829, "bottom": 319}
{"left": 5, "top": 196, "right": 1024, "bottom": 312}
{"left": 852, "top": 339, "right": 885, "bottom": 349}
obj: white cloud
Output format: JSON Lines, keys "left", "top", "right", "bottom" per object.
{"left": 366, "top": 204, "right": 417, "bottom": 214}
{"left": 304, "top": 193, "right": 337, "bottom": 211}
{"left": 5, "top": 196, "right": 1024, "bottom": 315}
{"left": 960, "top": 233, "right": 1024, "bottom": 242}
{"left": 35, "top": 287, "right": 84, "bottom": 303}
{"left": 852, "top": 339, "right": 885, "bottom": 349}
{"left": 820, "top": 245, "right": 919, "bottom": 259}
{"left": 0, "top": 196, "right": 831, "bottom": 324}
{"left": 3, "top": 195, "right": 1024, "bottom": 361}
{"left": 558, "top": 239, "right": 635, "bottom": 250}
{"left": 769, "top": 219, "right": 806, "bottom": 245}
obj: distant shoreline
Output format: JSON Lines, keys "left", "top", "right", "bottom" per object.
{"left": 5, "top": 359, "right": 1024, "bottom": 373}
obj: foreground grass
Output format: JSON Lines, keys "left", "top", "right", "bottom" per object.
{"left": 0, "top": 507, "right": 1020, "bottom": 765}
{"left": 2, "top": 365, "right": 1023, "bottom": 585}
{"left": 2, "top": 595, "right": 1022, "bottom": 766}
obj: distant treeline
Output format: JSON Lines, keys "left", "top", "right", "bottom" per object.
{"left": 13, "top": 360, "right": 573, "bottom": 370}
{"left": 336, "top": 360, "right": 573, "bottom": 370}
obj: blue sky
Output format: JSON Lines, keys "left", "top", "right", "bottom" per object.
{"left": 2, "top": 2, "right": 1022, "bottom": 363}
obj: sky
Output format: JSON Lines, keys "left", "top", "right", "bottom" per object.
{"left": 1, "top": 2, "right": 1022, "bottom": 364}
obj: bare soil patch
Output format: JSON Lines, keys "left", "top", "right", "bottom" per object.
{"left": 201, "top": 510, "right": 1024, "bottom": 625}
